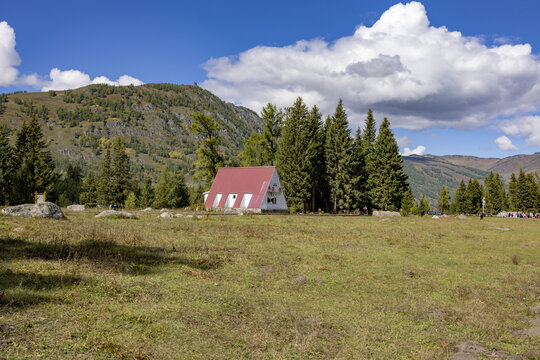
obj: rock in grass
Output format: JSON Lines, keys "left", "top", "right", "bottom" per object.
{"left": 95, "top": 210, "right": 137, "bottom": 219}
{"left": 67, "top": 204, "right": 85, "bottom": 211}
{"left": 373, "top": 211, "right": 400, "bottom": 217}
{"left": 457, "top": 214, "right": 468, "bottom": 220}
{"left": 142, "top": 207, "right": 153, "bottom": 212}
{"left": 1, "top": 202, "right": 65, "bottom": 220}
{"left": 175, "top": 213, "right": 184, "bottom": 218}
{"left": 159, "top": 212, "right": 173, "bottom": 219}
{"left": 432, "top": 215, "right": 439, "bottom": 219}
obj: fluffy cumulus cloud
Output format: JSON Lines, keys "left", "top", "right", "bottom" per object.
{"left": 499, "top": 116, "right": 540, "bottom": 146}
{"left": 41, "top": 69, "right": 144, "bottom": 91}
{"left": 402, "top": 145, "right": 426, "bottom": 156}
{"left": 202, "top": 1, "right": 540, "bottom": 134}
{"left": 0, "top": 21, "right": 143, "bottom": 91}
{"left": 0, "top": 21, "right": 20, "bottom": 86}
{"left": 494, "top": 135, "right": 518, "bottom": 150}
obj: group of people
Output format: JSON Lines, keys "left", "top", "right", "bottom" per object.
{"left": 505, "top": 212, "right": 540, "bottom": 219}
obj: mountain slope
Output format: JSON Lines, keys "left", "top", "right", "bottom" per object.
{"left": 0, "top": 84, "right": 262, "bottom": 181}
{"left": 404, "top": 152, "right": 540, "bottom": 206}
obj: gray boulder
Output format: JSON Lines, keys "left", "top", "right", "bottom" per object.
{"left": 159, "top": 212, "right": 173, "bottom": 219}
{"left": 142, "top": 207, "right": 153, "bottom": 212}
{"left": 67, "top": 204, "right": 85, "bottom": 212}
{"left": 372, "top": 211, "right": 401, "bottom": 217}
{"left": 1, "top": 202, "right": 65, "bottom": 220}
{"left": 457, "top": 214, "right": 468, "bottom": 220}
{"left": 95, "top": 210, "right": 137, "bottom": 219}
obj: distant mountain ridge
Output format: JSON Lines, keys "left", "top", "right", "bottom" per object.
{"left": 403, "top": 152, "right": 540, "bottom": 205}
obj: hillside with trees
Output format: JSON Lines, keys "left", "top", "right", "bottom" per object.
{"left": 0, "top": 84, "right": 262, "bottom": 182}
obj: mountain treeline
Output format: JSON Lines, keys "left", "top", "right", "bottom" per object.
{"left": 240, "top": 98, "right": 410, "bottom": 213}
{"left": 428, "top": 170, "right": 540, "bottom": 214}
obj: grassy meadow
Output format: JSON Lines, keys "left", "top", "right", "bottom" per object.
{"left": 0, "top": 211, "right": 539, "bottom": 359}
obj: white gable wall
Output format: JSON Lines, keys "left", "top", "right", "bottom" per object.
{"left": 260, "top": 169, "right": 288, "bottom": 211}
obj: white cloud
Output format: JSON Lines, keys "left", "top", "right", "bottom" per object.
{"left": 499, "top": 116, "right": 540, "bottom": 146}
{"left": 396, "top": 135, "right": 412, "bottom": 147}
{"left": 41, "top": 69, "right": 144, "bottom": 91}
{"left": 0, "top": 21, "right": 20, "bottom": 86}
{"left": 494, "top": 135, "right": 518, "bottom": 150}
{"left": 202, "top": 1, "right": 540, "bottom": 131}
{"left": 0, "top": 21, "right": 143, "bottom": 91}
{"left": 402, "top": 145, "right": 426, "bottom": 156}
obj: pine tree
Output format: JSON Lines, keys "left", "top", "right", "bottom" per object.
{"left": 153, "top": 165, "right": 172, "bottom": 209}
{"left": 484, "top": 172, "right": 506, "bottom": 214}
{"left": 325, "top": 100, "right": 354, "bottom": 213}
{"left": 465, "top": 178, "right": 483, "bottom": 214}
{"left": 190, "top": 112, "right": 225, "bottom": 187}
{"left": 276, "top": 97, "right": 312, "bottom": 212}
{"left": 97, "top": 148, "right": 114, "bottom": 205}
{"left": 240, "top": 133, "right": 266, "bottom": 166}
{"left": 305, "top": 105, "right": 326, "bottom": 212}
{"left": 418, "top": 194, "right": 430, "bottom": 215}
{"left": 363, "top": 109, "right": 377, "bottom": 212}
{"left": 139, "top": 176, "right": 155, "bottom": 208}
{"left": 517, "top": 169, "right": 536, "bottom": 212}
{"left": 111, "top": 137, "right": 131, "bottom": 204}
{"left": 167, "top": 171, "right": 190, "bottom": 208}
{"left": 261, "top": 103, "right": 283, "bottom": 165}
{"left": 124, "top": 192, "right": 137, "bottom": 209}
{"left": 0, "top": 123, "right": 14, "bottom": 205}
{"left": 351, "top": 127, "right": 368, "bottom": 210}
{"left": 438, "top": 187, "right": 450, "bottom": 213}
{"left": 400, "top": 187, "right": 415, "bottom": 216}
{"left": 508, "top": 172, "right": 519, "bottom": 210}
{"left": 451, "top": 180, "right": 467, "bottom": 213}
{"left": 12, "top": 115, "right": 56, "bottom": 203}
{"left": 369, "top": 118, "right": 409, "bottom": 211}
{"left": 80, "top": 172, "right": 98, "bottom": 207}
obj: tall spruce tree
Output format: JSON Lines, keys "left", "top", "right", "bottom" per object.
{"left": 452, "top": 180, "right": 467, "bottom": 213}
{"left": 363, "top": 109, "right": 377, "bottom": 212}
{"left": 153, "top": 165, "right": 172, "bottom": 208}
{"left": 276, "top": 97, "right": 312, "bottom": 212}
{"left": 12, "top": 115, "right": 55, "bottom": 203}
{"left": 369, "top": 118, "right": 409, "bottom": 211}
{"left": 484, "top": 172, "right": 506, "bottom": 214}
{"left": 111, "top": 137, "right": 131, "bottom": 204}
{"left": 508, "top": 172, "right": 519, "bottom": 210}
{"left": 517, "top": 169, "right": 536, "bottom": 212}
{"left": 305, "top": 105, "right": 326, "bottom": 212}
{"left": 97, "top": 148, "right": 114, "bottom": 205}
{"left": 167, "top": 171, "right": 190, "bottom": 208}
{"left": 0, "top": 123, "right": 14, "bottom": 205}
{"left": 351, "top": 127, "right": 368, "bottom": 210}
{"left": 465, "top": 178, "right": 483, "bottom": 214}
{"left": 80, "top": 172, "right": 98, "bottom": 207}
{"left": 139, "top": 175, "right": 155, "bottom": 208}
{"left": 325, "top": 100, "right": 354, "bottom": 213}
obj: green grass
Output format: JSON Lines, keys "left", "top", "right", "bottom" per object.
{"left": 0, "top": 212, "right": 539, "bottom": 359}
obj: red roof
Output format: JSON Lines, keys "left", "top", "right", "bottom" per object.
{"left": 205, "top": 166, "right": 276, "bottom": 209}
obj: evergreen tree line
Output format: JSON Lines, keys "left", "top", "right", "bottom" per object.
{"left": 431, "top": 170, "right": 540, "bottom": 215}
{"left": 240, "top": 98, "right": 410, "bottom": 213}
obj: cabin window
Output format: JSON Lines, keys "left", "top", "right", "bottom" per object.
{"left": 267, "top": 197, "right": 277, "bottom": 205}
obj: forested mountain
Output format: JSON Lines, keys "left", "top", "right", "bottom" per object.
{"left": 0, "top": 84, "right": 262, "bottom": 182}
{"left": 403, "top": 153, "right": 540, "bottom": 204}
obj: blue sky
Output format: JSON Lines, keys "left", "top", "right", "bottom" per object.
{"left": 2, "top": 0, "right": 540, "bottom": 158}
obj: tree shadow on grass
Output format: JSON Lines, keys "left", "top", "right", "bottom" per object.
{"left": 0, "top": 236, "right": 223, "bottom": 275}
{"left": 0, "top": 236, "right": 224, "bottom": 309}
{"left": 0, "top": 270, "right": 83, "bottom": 308}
